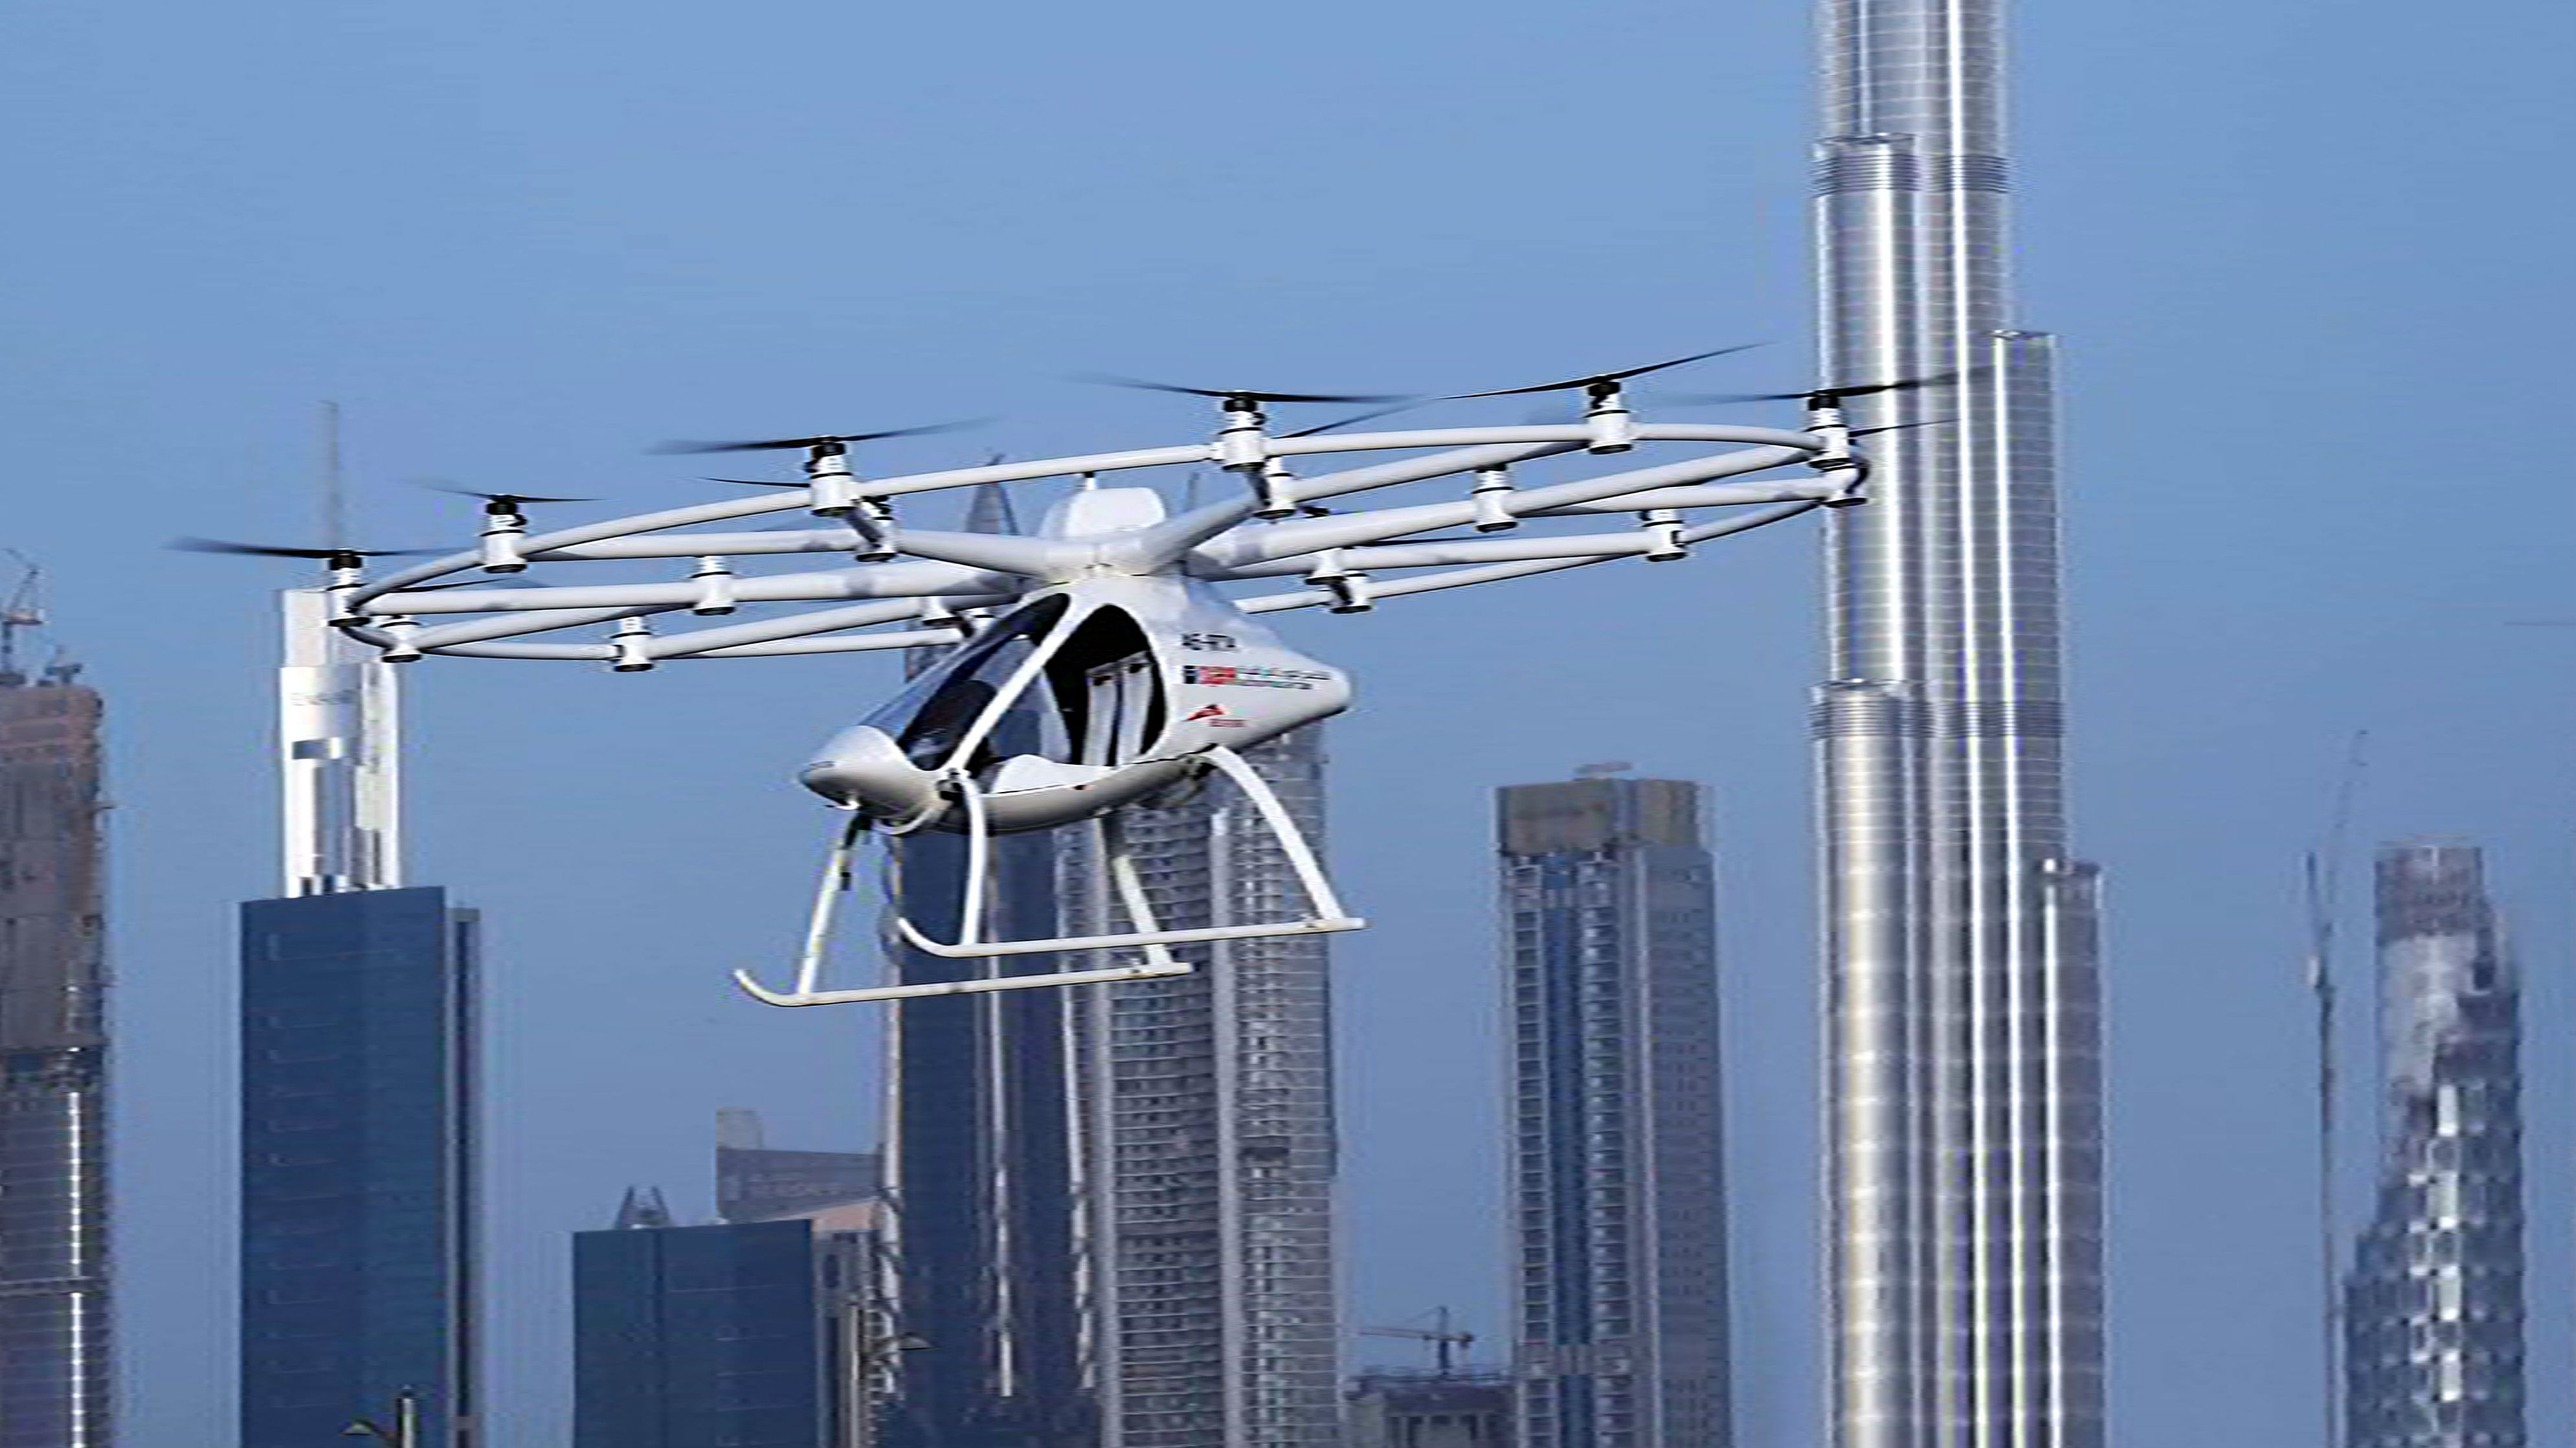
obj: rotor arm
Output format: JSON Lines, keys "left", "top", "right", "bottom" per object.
{"left": 879, "top": 529, "right": 1076, "bottom": 578}
{"left": 1235, "top": 500, "right": 1824, "bottom": 614}
{"left": 1212, "top": 529, "right": 1707, "bottom": 578}
{"left": 1197, "top": 443, "right": 1816, "bottom": 568}
{"left": 369, "top": 560, "right": 1009, "bottom": 616}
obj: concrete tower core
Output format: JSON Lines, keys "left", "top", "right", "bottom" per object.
{"left": 1813, "top": 0, "right": 2105, "bottom": 1442}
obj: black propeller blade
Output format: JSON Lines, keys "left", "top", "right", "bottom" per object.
{"left": 1852, "top": 418, "right": 1954, "bottom": 437}
{"left": 170, "top": 537, "right": 436, "bottom": 560}
{"left": 418, "top": 481, "right": 600, "bottom": 506}
{"left": 653, "top": 419, "right": 988, "bottom": 455}
{"left": 1446, "top": 345, "right": 1763, "bottom": 400}
{"left": 1279, "top": 402, "right": 1431, "bottom": 438}
{"left": 1074, "top": 374, "right": 1413, "bottom": 406}
{"left": 1664, "top": 370, "right": 1960, "bottom": 406}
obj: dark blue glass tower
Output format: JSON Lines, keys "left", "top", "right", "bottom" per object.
{"left": 573, "top": 1215, "right": 833, "bottom": 1448}
{"left": 880, "top": 484, "right": 1093, "bottom": 1448}
{"left": 240, "top": 886, "right": 477, "bottom": 1448}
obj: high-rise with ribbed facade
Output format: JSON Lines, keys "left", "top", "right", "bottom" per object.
{"left": 878, "top": 484, "right": 1095, "bottom": 1448}
{"left": 1811, "top": 0, "right": 2105, "bottom": 1441}
{"left": 2344, "top": 842, "right": 2524, "bottom": 1448}
{"left": 0, "top": 661, "right": 110, "bottom": 1448}
{"left": 1074, "top": 727, "right": 1342, "bottom": 1448}
{"left": 1497, "top": 774, "right": 1729, "bottom": 1448}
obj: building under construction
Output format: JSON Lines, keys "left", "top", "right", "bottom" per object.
{"left": 0, "top": 612, "right": 111, "bottom": 1448}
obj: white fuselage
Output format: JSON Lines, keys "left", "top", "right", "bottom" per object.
{"left": 798, "top": 488, "right": 1349, "bottom": 834}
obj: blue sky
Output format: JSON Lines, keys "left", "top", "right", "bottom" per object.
{"left": 6, "top": 0, "right": 2575, "bottom": 1442}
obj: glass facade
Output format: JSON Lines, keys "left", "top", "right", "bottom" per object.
{"left": 1073, "top": 728, "right": 1342, "bottom": 1448}
{"left": 880, "top": 797, "right": 1095, "bottom": 1448}
{"left": 1813, "top": 0, "right": 2106, "bottom": 1438}
{"left": 1498, "top": 777, "right": 1729, "bottom": 1448}
{"left": 0, "top": 679, "right": 109, "bottom": 1448}
{"left": 879, "top": 482, "right": 1097, "bottom": 1448}
{"left": 2344, "top": 844, "right": 2525, "bottom": 1448}
{"left": 240, "top": 886, "right": 476, "bottom": 1448}
{"left": 574, "top": 1219, "right": 833, "bottom": 1448}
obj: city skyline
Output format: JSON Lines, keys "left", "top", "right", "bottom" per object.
{"left": 12, "top": 0, "right": 2569, "bottom": 1438}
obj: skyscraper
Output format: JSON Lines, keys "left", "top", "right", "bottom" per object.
{"left": 574, "top": 1192, "right": 886, "bottom": 1448}
{"left": 2344, "top": 843, "right": 2525, "bottom": 1448}
{"left": 0, "top": 653, "right": 110, "bottom": 1448}
{"left": 242, "top": 588, "right": 478, "bottom": 1447}
{"left": 1075, "top": 727, "right": 1343, "bottom": 1448}
{"left": 878, "top": 484, "right": 1095, "bottom": 1448}
{"left": 718, "top": 1108, "right": 882, "bottom": 1225}
{"left": 1497, "top": 774, "right": 1729, "bottom": 1448}
{"left": 239, "top": 886, "right": 479, "bottom": 1448}
{"left": 1346, "top": 1370, "right": 1515, "bottom": 1448}
{"left": 1811, "top": 0, "right": 2105, "bottom": 1442}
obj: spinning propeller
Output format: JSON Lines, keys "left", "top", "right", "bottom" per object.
{"left": 653, "top": 420, "right": 987, "bottom": 455}
{"left": 1662, "top": 370, "right": 1960, "bottom": 407}
{"left": 1446, "top": 345, "right": 1763, "bottom": 400}
{"left": 418, "top": 482, "right": 600, "bottom": 510}
{"left": 1077, "top": 374, "right": 1413, "bottom": 411}
{"left": 172, "top": 537, "right": 432, "bottom": 561}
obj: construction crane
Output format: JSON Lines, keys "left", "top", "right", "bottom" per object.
{"left": 1360, "top": 1307, "right": 1475, "bottom": 1376}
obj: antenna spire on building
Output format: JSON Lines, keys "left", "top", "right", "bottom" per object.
{"left": 613, "top": 1186, "right": 675, "bottom": 1231}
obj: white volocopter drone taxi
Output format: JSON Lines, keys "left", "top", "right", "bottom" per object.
{"left": 210, "top": 355, "right": 1938, "bottom": 1006}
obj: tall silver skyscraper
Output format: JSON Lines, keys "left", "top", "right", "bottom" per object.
{"left": 1497, "top": 774, "right": 1729, "bottom": 1448}
{"left": 0, "top": 655, "right": 110, "bottom": 1448}
{"left": 2344, "top": 843, "right": 2524, "bottom": 1448}
{"left": 1812, "top": 0, "right": 2105, "bottom": 1443}
{"left": 1074, "top": 728, "right": 1342, "bottom": 1448}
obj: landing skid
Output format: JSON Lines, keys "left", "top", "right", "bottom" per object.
{"left": 732, "top": 747, "right": 1362, "bottom": 1007}
{"left": 892, "top": 746, "right": 1363, "bottom": 959}
{"left": 732, "top": 812, "right": 1193, "bottom": 1008}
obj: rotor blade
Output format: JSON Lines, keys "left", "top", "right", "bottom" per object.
{"left": 417, "top": 481, "right": 600, "bottom": 504}
{"left": 652, "top": 419, "right": 988, "bottom": 454}
{"left": 1665, "top": 370, "right": 1961, "bottom": 405}
{"left": 1852, "top": 418, "right": 1954, "bottom": 438}
{"left": 702, "top": 477, "right": 803, "bottom": 487}
{"left": 170, "top": 537, "right": 434, "bottom": 560}
{"left": 1446, "top": 345, "right": 1764, "bottom": 400}
{"left": 1280, "top": 402, "right": 1430, "bottom": 438}
{"left": 1071, "top": 372, "right": 1413, "bottom": 405}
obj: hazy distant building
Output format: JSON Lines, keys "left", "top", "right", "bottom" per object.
{"left": 574, "top": 1190, "right": 887, "bottom": 1448}
{"left": 1075, "top": 728, "right": 1343, "bottom": 1448}
{"left": 1497, "top": 775, "right": 1729, "bottom": 1448}
{"left": 878, "top": 482, "right": 1096, "bottom": 1448}
{"left": 240, "top": 886, "right": 478, "bottom": 1447}
{"left": 2344, "top": 842, "right": 2526, "bottom": 1448}
{"left": 1347, "top": 1370, "right": 1514, "bottom": 1448}
{"left": 718, "top": 1109, "right": 880, "bottom": 1225}
{"left": 0, "top": 664, "right": 110, "bottom": 1448}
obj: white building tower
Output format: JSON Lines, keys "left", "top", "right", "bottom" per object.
{"left": 1811, "top": 0, "right": 2106, "bottom": 1442}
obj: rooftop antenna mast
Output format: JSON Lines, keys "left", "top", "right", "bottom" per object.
{"left": 320, "top": 399, "right": 349, "bottom": 550}
{"left": 2308, "top": 729, "right": 2367, "bottom": 1448}
{"left": 279, "top": 401, "right": 403, "bottom": 895}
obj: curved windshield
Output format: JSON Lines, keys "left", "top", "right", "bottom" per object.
{"left": 864, "top": 594, "right": 1071, "bottom": 770}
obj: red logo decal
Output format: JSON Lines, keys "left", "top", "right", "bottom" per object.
{"left": 1187, "top": 703, "right": 1227, "bottom": 721}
